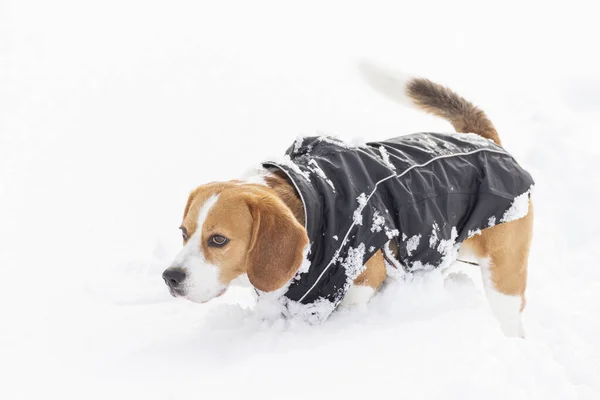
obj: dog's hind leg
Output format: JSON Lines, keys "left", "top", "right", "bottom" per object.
{"left": 480, "top": 257, "right": 528, "bottom": 338}
{"left": 466, "top": 202, "right": 533, "bottom": 338}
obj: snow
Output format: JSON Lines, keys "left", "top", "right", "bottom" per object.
{"left": 378, "top": 145, "right": 396, "bottom": 170}
{"left": 294, "top": 245, "right": 312, "bottom": 276}
{"left": 307, "top": 158, "right": 335, "bottom": 191}
{"left": 437, "top": 227, "right": 459, "bottom": 256}
{"left": 353, "top": 193, "right": 368, "bottom": 225}
{"left": 317, "top": 135, "right": 357, "bottom": 149}
{"left": 284, "top": 296, "right": 337, "bottom": 325}
{"left": 370, "top": 210, "right": 385, "bottom": 232}
{"left": 501, "top": 185, "right": 534, "bottom": 223}
{"left": 240, "top": 166, "right": 269, "bottom": 185}
{"left": 3, "top": 0, "right": 600, "bottom": 399}
{"left": 341, "top": 243, "right": 367, "bottom": 281}
{"left": 406, "top": 234, "right": 422, "bottom": 256}
{"left": 385, "top": 228, "right": 400, "bottom": 239}
{"left": 275, "top": 154, "right": 311, "bottom": 181}
{"left": 430, "top": 222, "right": 440, "bottom": 248}
{"left": 292, "top": 137, "right": 304, "bottom": 154}
{"left": 340, "top": 284, "right": 375, "bottom": 306}
{"left": 468, "top": 228, "right": 482, "bottom": 238}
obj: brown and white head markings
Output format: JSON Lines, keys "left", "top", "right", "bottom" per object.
{"left": 163, "top": 181, "right": 309, "bottom": 303}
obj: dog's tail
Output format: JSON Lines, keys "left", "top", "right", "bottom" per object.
{"left": 358, "top": 60, "right": 501, "bottom": 146}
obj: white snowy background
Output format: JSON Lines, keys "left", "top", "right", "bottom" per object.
{"left": 2, "top": 0, "right": 599, "bottom": 398}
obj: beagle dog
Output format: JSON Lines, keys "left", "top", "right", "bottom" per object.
{"left": 162, "top": 63, "right": 533, "bottom": 337}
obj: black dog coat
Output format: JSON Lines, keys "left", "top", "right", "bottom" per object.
{"left": 261, "top": 132, "right": 534, "bottom": 323}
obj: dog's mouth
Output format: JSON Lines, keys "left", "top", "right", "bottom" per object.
{"left": 169, "top": 287, "right": 227, "bottom": 302}
{"left": 196, "top": 287, "right": 228, "bottom": 303}
{"left": 169, "top": 287, "right": 185, "bottom": 298}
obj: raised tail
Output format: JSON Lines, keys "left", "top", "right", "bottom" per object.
{"left": 358, "top": 60, "right": 501, "bottom": 146}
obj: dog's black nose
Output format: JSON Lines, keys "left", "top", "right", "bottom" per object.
{"left": 163, "top": 268, "right": 186, "bottom": 288}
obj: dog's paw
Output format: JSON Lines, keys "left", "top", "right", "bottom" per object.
{"left": 340, "top": 284, "right": 375, "bottom": 307}
{"left": 444, "top": 271, "right": 476, "bottom": 290}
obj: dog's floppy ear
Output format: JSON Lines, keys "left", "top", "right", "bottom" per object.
{"left": 182, "top": 187, "right": 202, "bottom": 219}
{"left": 245, "top": 193, "right": 309, "bottom": 292}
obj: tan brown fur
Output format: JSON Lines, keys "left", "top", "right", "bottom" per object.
{"left": 179, "top": 175, "right": 533, "bottom": 313}
{"left": 461, "top": 201, "right": 534, "bottom": 310}
{"left": 353, "top": 249, "right": 387, "bottom": 290}
{"left": 264, "top": 171, "right": 306, "bottom": 226}
{"left": 405, "top": 78, "right": 502, "bottom": 146}
{"left": 402, "top": 76, "right": 534, "bottom": 314}
{"left": 244, "top": 190, "right": 309, "bottom": 291}
{"left": 172, "top": 70, "right": 532, "bottom": 331}
{"left": 180, "top": 182, "right": 308, "bottom": 291}
{"left": 181, "top": 182, "right": 240, "bottom": 240}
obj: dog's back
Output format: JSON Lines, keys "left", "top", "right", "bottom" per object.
{"left": 359, "top": 62, "right": 534, "bottom": 338}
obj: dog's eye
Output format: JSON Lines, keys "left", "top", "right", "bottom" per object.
{"left": 179, "top": 226, "right": 188, "bottom": 241}
{"left": 209, "top": 234, "right": 229, "bottom": 247}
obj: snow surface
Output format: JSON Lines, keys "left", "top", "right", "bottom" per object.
{"left": 3, "top": 0, "right": 600, "bottom": 399}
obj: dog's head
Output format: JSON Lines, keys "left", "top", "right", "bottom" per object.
{"left": 162, "top": 182, "right": 308, "bottom": 303}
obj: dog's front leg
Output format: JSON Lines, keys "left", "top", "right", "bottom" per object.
{"left": 341, "top": 249, "right": 387, "bottom": 306}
